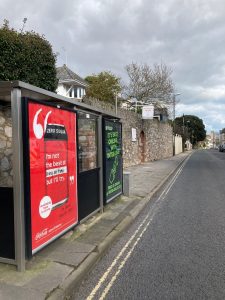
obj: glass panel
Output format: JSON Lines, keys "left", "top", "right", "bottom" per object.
{"left": 78, "top": 112, "right": 98, "bottom": 172}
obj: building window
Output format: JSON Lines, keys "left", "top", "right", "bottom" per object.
{"left": 77, "top": 88, "right": 80, "bottom": 99}
{"left": 78, "top": 112, "right": 98, "bottom": 172}
{"left": 67, "top": 87, "right": 85, "bottom": 98}
{"left": 80, "top": 88, "right": 85, "bottom": 97}
{"left": 73, "top": 87, "right": 77, "bottom": 98}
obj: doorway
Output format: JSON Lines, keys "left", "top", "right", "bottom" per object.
{"left": 139, "top": 131, "right": 146, "bottom": 163}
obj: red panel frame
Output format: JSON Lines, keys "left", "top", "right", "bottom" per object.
{"left": 27, "top": 101, "right": 78, "bottom": 254}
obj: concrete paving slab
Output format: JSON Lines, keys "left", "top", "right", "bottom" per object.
{"left": 0, "top": 283, "right": 46, "bottom": 300}
{"left": 42, "top": 251, "right": 90, "bottom": 267}
{"left": 36, "top": 241, "right": 96, "bottom": 266}
{"left": 37, "top": 240, "right": 95, "bottom": 255}
{"left": 24, "top": 262, "right": 73, "bottom": 294}
{"left": 35, "top": 239, "right": 66, "bottom": 257}
{"left": 0, "top": 259, "right": 50, "bottom": 286}
{"left": 76, "top": 224, "right": 113, "bottom": 245}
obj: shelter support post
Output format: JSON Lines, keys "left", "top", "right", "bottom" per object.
{"left": 11, "top": 88, "right": 26, "bottom": 272}
{"left": 97, "top": 116, "right": 104, "bottom": 213}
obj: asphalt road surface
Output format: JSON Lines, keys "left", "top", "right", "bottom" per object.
{"left": 73, "top": 150, "right": 225, "bottom": 300}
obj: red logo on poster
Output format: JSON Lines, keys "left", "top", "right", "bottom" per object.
{"left": 28, "top": 102, "right": 78, "bottom": 253}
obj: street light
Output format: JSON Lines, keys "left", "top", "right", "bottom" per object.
{"left": 115, "top": 93, "right": 118, "bottom": 115}
{"left": 172, "top": 93, "right": 181, "bottom": 156}
{"left": 186, "top": 120, "right": 191, "bottom": 145}
{"left": 115, "top": 92, "right": 122, "bottom": 115}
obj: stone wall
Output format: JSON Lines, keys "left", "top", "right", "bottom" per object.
{"left": 0, "top": 98, "right": 174, "bottom": 187}
{"left": 143, "top": 119, "right": 173, "bottom": 162}
{"left": 0, "top": 108, "right": 13, "bottom": 187}
{"left": 83, "top": 98, "right": 173, "bottom": 168}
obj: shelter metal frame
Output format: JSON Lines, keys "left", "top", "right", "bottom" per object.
{"left": 0, "top": 81, "right": 119, "bottom": 271}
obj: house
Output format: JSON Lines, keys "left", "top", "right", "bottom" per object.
{"left": 219, "top": 129, "right": 225, "bottom": 145}
{"left": 56, "top": 64, "right": 88, "bottom": 100}
{"left": 205, "top": 131, "right": 219, "bottom": 148}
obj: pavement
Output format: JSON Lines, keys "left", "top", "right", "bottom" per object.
{"left": 0, "top": 151, "right": 191, "bottom": 300}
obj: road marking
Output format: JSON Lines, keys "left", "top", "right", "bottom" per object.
{"left": 99, "top": 219, "right": 151, "bottom": 300}
{"left": 160, "top": 154, "right": 191, "bottom": 199}
{"left": 86, "top": 213, "right": 150, "bottom": 300}
{"left": 86, "top": 155, "right": 191, "bottom": 300}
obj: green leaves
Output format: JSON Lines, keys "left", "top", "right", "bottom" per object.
{"left": 85, "top": 71, "right": 121, "bottom": 103}
{"left": 175, "top": 115, "right": 206, "bottom": 145}
{"left": 0, "top": 22, "right": 57, "bottom": 92}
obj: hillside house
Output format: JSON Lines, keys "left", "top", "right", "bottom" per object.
{"left": 56, "top": 64, "right": 88, "bottom": 100}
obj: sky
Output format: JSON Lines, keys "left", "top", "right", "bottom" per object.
{"left": 1, "top": 0, "right": 225, "bottom": 133}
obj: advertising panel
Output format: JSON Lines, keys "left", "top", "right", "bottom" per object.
{"left": 103, "top": 119, "right": 122, "bottom": 203}
{"left": 27, "top": 101, "right": 78, "bottom": 254}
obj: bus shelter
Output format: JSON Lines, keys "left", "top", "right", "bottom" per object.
{"left": 0, "top": 81, "right": 122, "bottom": 271}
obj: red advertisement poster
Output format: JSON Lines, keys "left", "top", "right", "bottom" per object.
{"left": 28, "top": 101, "right": 78, "bottom": 254}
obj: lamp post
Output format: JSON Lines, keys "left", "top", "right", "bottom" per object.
{"left": 115, "top": 93, "right": 118, "bottom": 115}
{"left": 172, "top": 93, "right": 181, "bottom": 156}
{"left": 186, "top": 120, "right": 191, "bottom": 145}
{"left": 182, "top": 114, "right": 185, "bottom": 151}
{"left": 182, "top": 114, "right": 185, "bottom": 135}
{"left": 115, "top": 92, "right": 122, "bottom": 115}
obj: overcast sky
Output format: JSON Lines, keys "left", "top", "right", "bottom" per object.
{"left": 1, "top": 0, "right": 225, "bottom": 132}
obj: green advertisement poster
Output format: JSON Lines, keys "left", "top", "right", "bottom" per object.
{"left": 103, "top": 119, "right": 122, "bottom": 203}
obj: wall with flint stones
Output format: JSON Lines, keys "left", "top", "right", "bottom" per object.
{"left": 82, "top": 98, "right": 173, "bottom": 168}
{"left": 0, "top": 98, "right": 173, "bottom": 187}
{"left": 0, "top": 108, "right": 13, "bottom": 187}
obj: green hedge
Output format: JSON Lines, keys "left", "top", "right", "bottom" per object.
{"left": 0, "top": 22, "right": 58, "bottom": 92}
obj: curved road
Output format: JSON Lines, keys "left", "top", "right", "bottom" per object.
{"left": 73, "top": 150, "right": 225, "bottom": 299}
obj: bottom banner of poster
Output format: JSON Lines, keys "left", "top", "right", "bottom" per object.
{"left": 33, "top": 222, "right": 76, "bottom": 254}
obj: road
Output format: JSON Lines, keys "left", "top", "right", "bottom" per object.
{"left": 72, "top": 150, "right": 225, "bottom": 299}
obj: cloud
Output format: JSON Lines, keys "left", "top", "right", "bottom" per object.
{"left": 177, "top": 101, "right": 225, "bottom": 132}
{"left": 1, "top": 0, "right": 225, "bottom": 132}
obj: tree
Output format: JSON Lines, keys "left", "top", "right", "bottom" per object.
{"left": 123, "top": 62, "right": 174, "bottom": 107}
{"left": 0, "top": 20, "right": 58, "bottom": 92}
{"left": 85, "top": 71, "right": 122, "bottom": 104}
{"left": 175, "top": 115, "right": 206, "bottom": 145}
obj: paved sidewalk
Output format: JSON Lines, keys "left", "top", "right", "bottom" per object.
{"left": 0, "top": 151, "right": 191, "bottom": 300}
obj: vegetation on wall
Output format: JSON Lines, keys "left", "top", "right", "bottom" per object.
{"left": 0, "top": 20, "right": 58, "bottom": 92}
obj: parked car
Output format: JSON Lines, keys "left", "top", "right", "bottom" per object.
{"left": 219, "top": 144, "right": 225, "bottom": 152}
